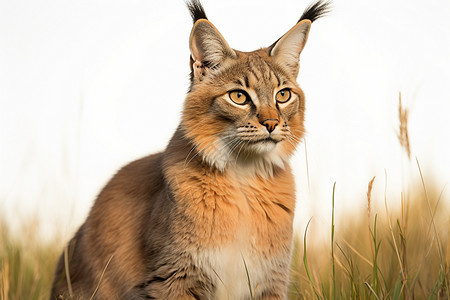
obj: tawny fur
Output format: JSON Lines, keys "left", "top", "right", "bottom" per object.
{"left": 50, "top": 1, "right": 329, "bottom": 299}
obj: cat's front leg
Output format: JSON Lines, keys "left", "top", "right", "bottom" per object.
{"left": 143, "top": 283, "right": 204, "bottom": 300}
{"left": 256, "top": 280, "right": 289, "bottom": 300}
{"left": 126, "top": 287, "right": 199, "bottom": 300}
{"left": 136, "top": 272, "right": 212, "bottom": 300}
{"left": 258, "top": 291, "right": 288, "bottom": 300}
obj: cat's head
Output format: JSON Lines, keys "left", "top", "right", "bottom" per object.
{"left": 181, "top": 0, "right": 329, "bottom": 176}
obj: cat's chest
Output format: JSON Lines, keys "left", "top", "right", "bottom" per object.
{"left": 192, "top": 211, "right": 292, "bottom": 300}
{"left": 172, "top": 167, "right": 295, "bottom": 298}
{"left": 177, "top": 168, "right": 296, "bottom": 249}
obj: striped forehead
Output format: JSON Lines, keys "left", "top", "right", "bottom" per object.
{"left": 248, "top": 55, "right": 280, "bottom": 85}
{"left": 240, "top": 55, "right": 284, "bottom": 104}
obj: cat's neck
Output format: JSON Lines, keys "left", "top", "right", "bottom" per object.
{"left": 162, "top": 125, "right": 290, "bottom": 180}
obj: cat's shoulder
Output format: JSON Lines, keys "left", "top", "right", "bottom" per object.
{"left": 99, "top": 152, "right": 166, "bottom": 200}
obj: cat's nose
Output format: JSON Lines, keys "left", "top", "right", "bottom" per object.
{"left": 261, "top": 119, "right": 279, "bottom": 133}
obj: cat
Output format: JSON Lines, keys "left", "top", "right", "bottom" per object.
{"left": 50, "top": 1, "right": 329, "bottom": 299}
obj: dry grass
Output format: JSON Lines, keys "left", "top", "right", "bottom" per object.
{"left": 397, "top": 92, "right": 411, "bottom": 159}
{"left": 289, "top": 177, "right": 449, "bottom": 299}
{"left": 2, "top": 185, "right": 448, "bottom": 300}
{"left": 0, "top": 219, "right": 61, "bottom": 300}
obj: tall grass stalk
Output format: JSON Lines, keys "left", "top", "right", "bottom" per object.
{"left": 63, "top": 245, "right": 73, "bottom": 298}
{"left": 242, "top": 255, "right": 255, "bottom": 300}
{"left": 331, "top": 182, "right": 336, "bottom": 300}
{"left": 416, "top": 158, "right": 449, "bottom": 299}
{"left": 89, "top": 255, "right": 114, "bottom": 300}
{"left": 302, "top": 219, "right": 321, "bottom": 299}
{"left": 383, "top": 170, "right": 408, "bottom": 298}
{"left": 367, "top": 214, "right": 381, "bottom": 298}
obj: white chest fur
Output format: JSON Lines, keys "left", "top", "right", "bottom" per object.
{"left": 193, "top": 230, "right": 288, "bottom": 300}
{"left": 196, "top": 246, "right": 268, "bottom": 300}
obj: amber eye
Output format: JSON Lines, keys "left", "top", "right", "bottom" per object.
{"left": 276, "top": 89, "right": 291, "bottom": 103}
{"left": 229, "top": 90, "right": 248, "bottom": 105}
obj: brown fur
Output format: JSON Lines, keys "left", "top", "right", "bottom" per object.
{"left": 51, "top": 1, "right": 328, "bottom": 299}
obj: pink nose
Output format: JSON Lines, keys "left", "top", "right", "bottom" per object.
{"left": 261, "top": 119, "right": 279, "bottom": 133}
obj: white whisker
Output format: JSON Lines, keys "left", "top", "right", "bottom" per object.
{"left": 235, "top": 140, "right": 250, "bottom": 161}
{"left": 225, "top": 139, "right": 243, "bottom": 167}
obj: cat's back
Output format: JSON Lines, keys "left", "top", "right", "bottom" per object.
{"left": 51, "top": 153, "right": 168, "bottom": 299}
{"left": 86, "top": 151, "right": 169, "bottom": 252}
{"left": 93, "top": 152, "right": 165, "bottom": 209}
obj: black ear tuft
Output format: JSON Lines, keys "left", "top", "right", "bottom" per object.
{"left": 187, "top": 0, "right": 208, "bottom": 24}
{"left": 298, "top": 0, "right": 331, "bottom": 23}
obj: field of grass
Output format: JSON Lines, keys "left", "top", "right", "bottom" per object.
{"left": 0, "top": 219, "right": 61, "bottom": 300}
{"left": 289, "top": 176, "right": 449, "bottom": 299}
{"left": 1, "top": 177, "right": 448, "bottom": 299}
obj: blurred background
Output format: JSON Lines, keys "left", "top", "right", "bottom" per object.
{"left": 1, "top": 0, "right": 449, "bottom": 241}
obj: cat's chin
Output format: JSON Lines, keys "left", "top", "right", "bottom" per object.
{"left": 233, "top": 145, "right": 287, "bottom": 178}
{"left": 245, "top": 139, "right": 278, "bottom": 154}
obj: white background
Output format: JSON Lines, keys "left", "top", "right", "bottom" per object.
{"left": 1, "top": 0, "right": 449, "bottom": 239}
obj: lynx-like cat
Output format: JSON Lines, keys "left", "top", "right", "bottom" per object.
{"left": 51, "top": 1, "right": 329, "bottom": 299}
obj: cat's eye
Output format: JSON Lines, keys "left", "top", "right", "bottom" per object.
{"left": 229, "top": 90, "right": 248, "bottom": 105}
{"left": 275, "top": 89, "right": 291, "bottom": 103}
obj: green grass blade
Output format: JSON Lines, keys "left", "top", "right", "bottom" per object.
{"left": 303, "top": 219, "right": 321, "bottom": 299}
{"left": 331, "top": 182, "right": 336, "bottom": 300}
{"left": 242, "top": 255, "right": 254, "bottom": 300}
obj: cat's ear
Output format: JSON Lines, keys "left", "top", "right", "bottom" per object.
{"left": 269, "top": 19, "right": 311, "bottom": 78}
{"left": 269, "top": 0, "right": 330, "bottom": 77}
{"left": 189, "top": 19, "right": 236, "bottom": 80}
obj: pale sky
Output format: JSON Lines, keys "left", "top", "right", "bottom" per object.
{"left": 1, "top": 0, "right": 449, "bottom": 239}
